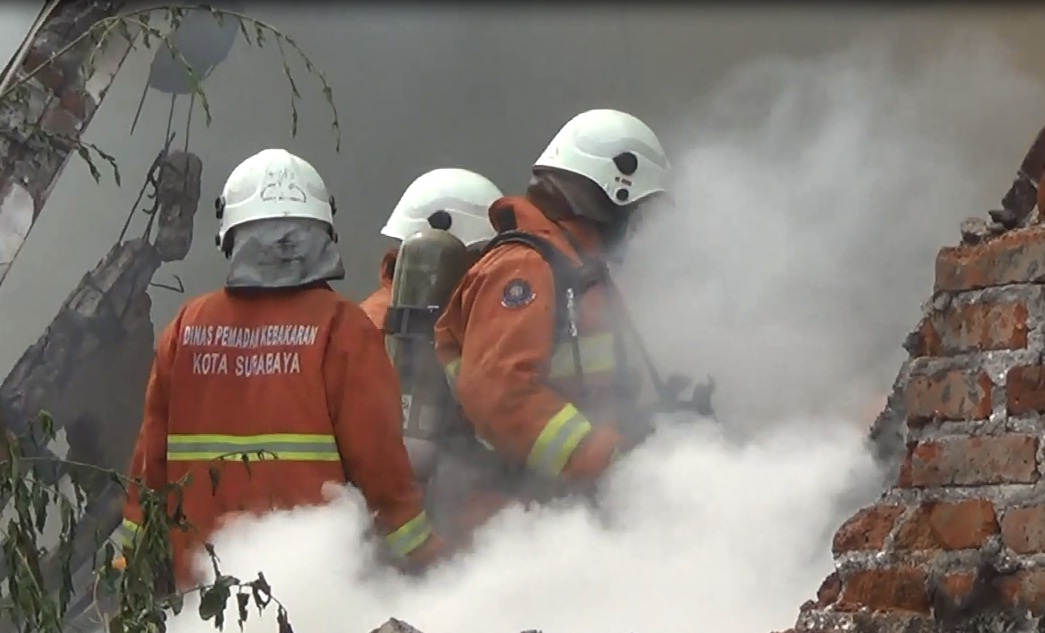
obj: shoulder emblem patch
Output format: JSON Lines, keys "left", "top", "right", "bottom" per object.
{"left": 501, "top": 278, "right": 536, "bottom": 309}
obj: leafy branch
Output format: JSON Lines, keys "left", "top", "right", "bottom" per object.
{"left": 0, "top": 412, "right": 295, "bottom": 633}
{"left": 0, "top": 2, "right": 341, "bottom": 189}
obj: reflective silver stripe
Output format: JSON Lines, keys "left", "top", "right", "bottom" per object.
{"left": 386, "top": 511, "right": 433, "bottom": 557}
{"left": 548, "top": 333, "right": 616, "bottom": 378}
{"left": 526, "top": 404, "right": 593, "bottom": 477}
{"left": 166, "top": 433, "right": 340, "bottom": 462}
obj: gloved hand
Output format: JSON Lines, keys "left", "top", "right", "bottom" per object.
{"left": 689, "top": 375, "right": 716, "bottom": 418}
{"left": 399, "top": 534, "right": 450, "bottom": 576}
{"left": 651, "top": 373, "right": 717, "bottom": 418}
{"left": 562, "top": 425, "right": 624, "bottom": 480}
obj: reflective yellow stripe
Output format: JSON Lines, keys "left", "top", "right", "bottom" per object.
{"left": 385, "top": 511, "right": 433, "bottom": 557}
{"left": 444, "top": 358, "right": 461, "bottom": 393}
{"left": 526, "top": 404, "right": 592, "bottom": 477}
{"left": 112, "top": 518, "right": 141, "bottom": 550}
{"left": 166, "top": 433, "right": 340, "bottom": 462}
{"left": 548, "top": 333, "right": 616, "bottom": 378}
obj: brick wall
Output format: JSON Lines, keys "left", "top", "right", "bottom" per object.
{"left": 781, "top": 215, "right": 1045, "bottom": 632}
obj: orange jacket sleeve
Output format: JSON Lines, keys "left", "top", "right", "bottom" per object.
{"left": 323, "top": 301, "right": 435, "bottom": 559}
{"left": 440, "top": 248, "right": 620, "bottom": 480}
{"left": 119, "top": 313, "right": 178, "bottom": 551}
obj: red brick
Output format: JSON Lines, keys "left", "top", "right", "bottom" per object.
{"left": 58, "top": 89, "right": 86, "bottom": 119}
{"left": 832, "top": 505, "right": 904, "bottom": 554}
{"left": 1000, "top": 569, "right": 1045, "bottom": 614}
{"left": 1007, "top": 365, "right": 1045, "bottom": 415}
{"left": 938, "top": 572, "right": 976, "bottom": 604}
{"left": 20, "top": 47, "right": 65, "bottom": 93}
{"left": 815, "top": 572, "right": 842, "bottom": 607}
{"left": 917, "top": 302, "right": 1028, "bottom": 356}
{"left": 41, "top": 104, "right": 79, "bottom": 138}
{"left": 1001, "top": 505, "right": 1045, "bottom": 554}
{"left": 935, "top": 227, "right": 1045, "bottom": 292}
{"left": 909, "top": 318, "right": 941, "bottom": 358}
{"left": 892, "top": 499, "right": 999, "bottom": 551}
{"left": 898, "top": 435, "right": 1039, "bottom": 488}
{"left": 904, "top": 368, "right": 992, "bottom": 424}
{"left": 837, "top": 567, "right": 930, "bottom": 614}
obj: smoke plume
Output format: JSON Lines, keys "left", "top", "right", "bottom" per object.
{"left": 167, "top": 33, "right": 1042, "bottom": 633}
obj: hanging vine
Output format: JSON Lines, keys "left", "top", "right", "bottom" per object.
{"left": 0, "top": 3, "right": 345, "bottom": 631}
{"left": 1, "top": 2, "right": 342, "bottom": 188}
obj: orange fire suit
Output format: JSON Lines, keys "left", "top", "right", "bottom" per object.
{"left": 117, "top": 283, "right": 439, "bottom": 588}
{"left": 360, "top": 249, "right": 397, "bottom": 331}
{"left": 433, "top": 195, "right": 627, "bottom": 508}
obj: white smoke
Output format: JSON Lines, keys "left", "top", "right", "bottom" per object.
{"left": 166, "top": 32, "right": 1042, "bottom": 633}
{"left": 168, "top": 421, "right": 872, "bottom": 633}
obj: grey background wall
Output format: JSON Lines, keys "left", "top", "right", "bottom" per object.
{"left": 0, "top": 4, "right": 1043, "bottom": 398}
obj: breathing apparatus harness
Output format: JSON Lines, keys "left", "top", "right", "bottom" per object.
{"left": 481, "top": 212, "right": 714, "bottom": 420}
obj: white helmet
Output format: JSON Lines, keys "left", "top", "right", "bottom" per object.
{"left": 381, "top": 168, "right": 501, "bottom": 248}
{"left": 533, "top": 109, "right": 671, "bottom": 208}
{"left": 215, "top": 148, "right": 336, "bottom": 252}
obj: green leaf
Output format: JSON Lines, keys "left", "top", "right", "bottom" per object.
{"left": 165, "top": 590, "right": 185, "bottom": 616}
{"left": 36, "top": 411, "right": 55, "bottom": 440}
{"left": 251, "top": 572, "right": 272, "bottom": 611}
{"left": 237, "top": 17, "right": 252, "bottom": 44}
{"left": 215, "top": 574, "right": 240, "bottom": 591}
{"left": 75, "top": 143, "right": 102, "bottom": 183}
{"left": 199, "top": 579, "right": 233, "bottom": 630}
{"left": 236, "top": 592, "right": 249, "bottom": 628}
{"left": 277, "top": 605, "right": 294, "bottom": 633}
{"left": 32, "top": 489, "right": 48, "bottom": 533}
{"left": 197, "top": 587, "right": 225, "bottom": 621}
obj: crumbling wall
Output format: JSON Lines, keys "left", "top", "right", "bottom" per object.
{"left": 0, "top": 0, "right": 127, "bottom": 285}
{"left": 781, "top": 216, "right": 1045, "bottom": 632}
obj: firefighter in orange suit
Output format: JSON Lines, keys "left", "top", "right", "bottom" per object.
{"left": 433, "top": 109, "right": 674, "bottom": 530}
{"left": 360, "top": 168, "right": 502, "bottom": 331}
{"left": 115, "top": 149, "right": 443, "bottom": 588}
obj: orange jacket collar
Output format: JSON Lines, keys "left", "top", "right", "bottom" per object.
{"left": 488, "top": 195, "right": 605, "bottom": 256}
{"left": 378, "top": 248, "right": 397, "bottom": 289}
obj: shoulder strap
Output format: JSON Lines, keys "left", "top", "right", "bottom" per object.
{"left": 483, "top": 230, "right": 592, "bottom": 341}
{"left": 484, "top": 230, "right": 611, "bottom": 395}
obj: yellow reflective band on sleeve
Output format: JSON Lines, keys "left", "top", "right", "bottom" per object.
{"left": 548, "top": 333, "right": 617, "bottom": 379}
{"left": 166, "top": 433, "right": 340, "bottom": 462}
{"left": 443, "top": 358, "right": 461, "bottom": 393}
{"left": 112, "top": 518, "right": 141, "bottom": 550}
{"left": 526, "top": 404, "right": 593, "bottom": 477}
{"left": 385, "top": 511, "right": 433, "bottom": 557}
